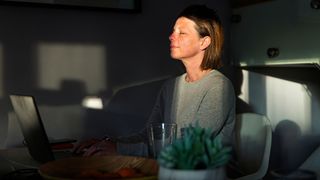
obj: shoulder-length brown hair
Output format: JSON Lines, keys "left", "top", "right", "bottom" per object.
{"left": 177, "top": 4, "right": 224, "bottom": 70}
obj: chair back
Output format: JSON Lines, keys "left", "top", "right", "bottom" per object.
{"left": 234, "top": 113, "right": 272, "bottom": 179}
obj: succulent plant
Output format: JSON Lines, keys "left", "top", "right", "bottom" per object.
{"left": 157, "top": 123, "right": 232, "bottom": 170}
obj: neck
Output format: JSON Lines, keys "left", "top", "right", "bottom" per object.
{"left": 181, "top": 53, "right": 211, "bottom": 82}
{"left": 185, "top": 68, "right": 212, "bottom": 82}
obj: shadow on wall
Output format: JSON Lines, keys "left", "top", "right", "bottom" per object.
{"left": 33, "top": 79, "right": 89, "bottom": 105}
{"left": 219, "top": 65, "right": 253, "bottom": 114}
{"left": 269, "top": 119, "right": 320, "bottom": 171}
{"left": 81, "top": 78, "right": 168, "bottom": 139}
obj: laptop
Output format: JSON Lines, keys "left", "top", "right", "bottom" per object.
{"left": 9, "top": 94, "right": 76, "bottom": 164}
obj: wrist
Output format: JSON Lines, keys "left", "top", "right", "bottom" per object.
{"left": 101, "top": 136, "right": 118, "bottom": 153}
{"left": 102, "top": 136, "right": 116, "bottom": 143}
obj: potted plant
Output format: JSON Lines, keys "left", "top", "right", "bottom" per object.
{"left": 157, "top": 124, "right": 232, "bottom": 180}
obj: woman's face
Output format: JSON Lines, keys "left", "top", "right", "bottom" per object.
{"left": 169, "top": 17, "right": 204, "bottom": 61}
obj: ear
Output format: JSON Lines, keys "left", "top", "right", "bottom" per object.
{"left": 200, "top": 36, "right": 211, "bottom": 50}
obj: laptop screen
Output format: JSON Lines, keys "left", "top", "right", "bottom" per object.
{"left": 9, "top": 95, "right": 55, "bottom": 163}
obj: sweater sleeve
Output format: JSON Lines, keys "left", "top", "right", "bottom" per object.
{"left": 114, "top": 82, "right": 167, "bottom": 156}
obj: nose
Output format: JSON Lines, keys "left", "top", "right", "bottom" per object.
{"left": 169, "top": 33, "right": 175, "bottom": 41}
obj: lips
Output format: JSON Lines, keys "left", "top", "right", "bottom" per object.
{"left": 170, "top": 44, "right": 178, "bottom": 49}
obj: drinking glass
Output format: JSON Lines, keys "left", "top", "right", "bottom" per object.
{"left": 147, "top": 123, "right": 177, "bottom": 158}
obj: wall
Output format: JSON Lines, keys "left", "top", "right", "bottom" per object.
{"left": 0, "top": 1, "right": 231, "bottom": 148}
{"left": 232, "top": 0, "right": 320, "bottom": 171}
{"left": 238, "top": 69, "right": 320, "bottom": 171}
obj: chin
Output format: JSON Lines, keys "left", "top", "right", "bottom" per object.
{"left": 170, "top": 56, "right": 180, "bottom": 61}
{"left": 170, "top": 53, "right": 179, "bottom": 60}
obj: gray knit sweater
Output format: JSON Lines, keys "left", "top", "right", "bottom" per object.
{"left": 117, "top": 70, "right": 235, "bottom": 156}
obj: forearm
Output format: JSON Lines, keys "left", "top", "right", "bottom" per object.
{"left": 116, "top": 142, "right": 148, "bottom": 157}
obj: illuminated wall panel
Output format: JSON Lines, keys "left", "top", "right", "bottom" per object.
{"left": 265, "top": 76, "right": 311, "bottom": 134}
{"left": 238, "top": 70, "right": 249, "bottom": 102}
{"left": 37, "top": 43, "right": 106, "bottom": 94}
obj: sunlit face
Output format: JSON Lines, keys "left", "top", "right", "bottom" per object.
{"left": 169, "top": 17, "right": 205, "bottom": 61}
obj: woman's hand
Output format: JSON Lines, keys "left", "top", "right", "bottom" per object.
{"left": 82, "top": 139, "right": 117, "bottom": 157}
{"left": 72, "top": 138, "right": 101, "bottom": 155}
{"left": 73, "top": 138, "right": 117, "bottom": 156}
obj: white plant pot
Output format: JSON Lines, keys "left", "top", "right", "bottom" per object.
{"left": 158, "top": 166, "right": 225, "bottom": 180}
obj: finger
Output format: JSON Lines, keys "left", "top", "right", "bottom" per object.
{"left": 83, "top": 146, "right": 100, "bottom": 157}
{"left": 73, "top": 143, "right": 89, "bottom": 154}
{"left": 82, "top": 141, "right": 111, "bottom": 156}
{"left": 73, "top": 139, "right": 99, "bottom": 154}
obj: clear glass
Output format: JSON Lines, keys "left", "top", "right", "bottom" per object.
{"left": 147, "top": 123, "right": 177, "bottom": 158}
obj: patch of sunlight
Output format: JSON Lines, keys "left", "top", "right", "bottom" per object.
{"left": 264, "top": 58, "right": 320, "bottom": 65}
{"left": 239, "top": 58, "right": 319, "bottom": 66}
{"left": 239, "top": 62, "right": 248, "bottom": 66}
{"left": 82, "top": 96, "right": 103, "bottom": 109}
{"left": 266, "top": 76, "right": 312, "bottom": 134}
{"left": 37, "top": 43, "right": 106, "bottom": 94}
{"left": 238, "top": 70, "right": 249, "bottom": 103}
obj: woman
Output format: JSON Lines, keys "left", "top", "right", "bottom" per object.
{"left": 74, "top": 4, "right": 235, "bottom": 157}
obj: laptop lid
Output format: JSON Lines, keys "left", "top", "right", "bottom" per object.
{"left": 9, "top": 94, "right": 55, "bottom": 163}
